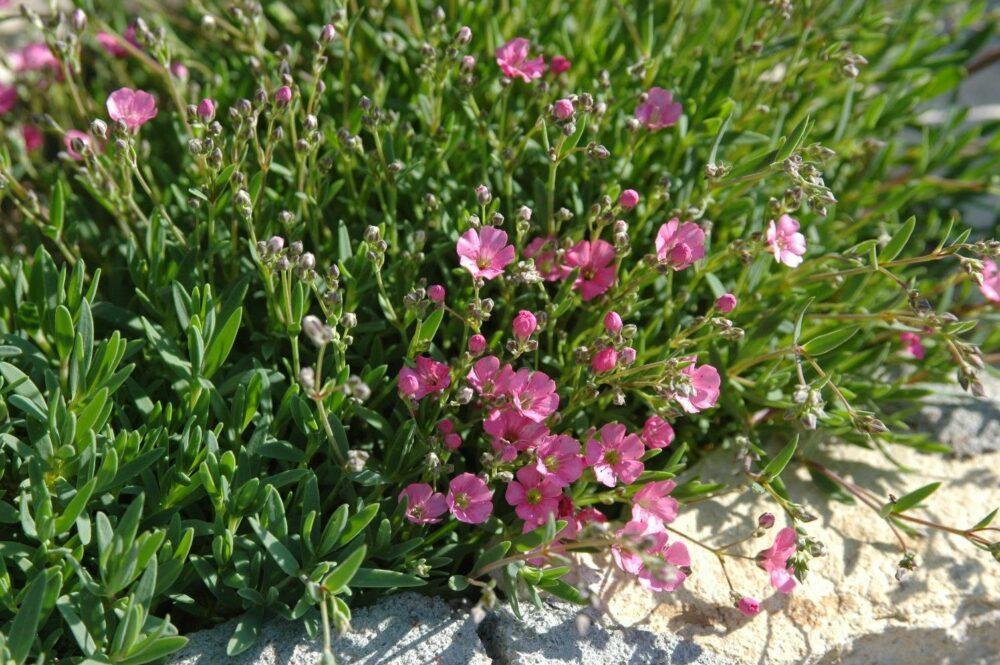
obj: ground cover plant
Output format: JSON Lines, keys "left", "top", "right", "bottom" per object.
{"left": 1, "top": 0, "right": 999, "bottom": 661}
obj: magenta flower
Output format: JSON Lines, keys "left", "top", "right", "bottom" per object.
{"left": 641, "top": 415, "right": 675, "bottom": 449}
{"left": 506, "top": 369, "right": 560, "bottom": 423}
{"left": 535, "top": 434, "right": 584, "bottom": 486}
{"left": 655, "top": 219, "right": 705, "bottom": 271}
{"left": 553, "top": 98, "right": 574, "bottom": 120}
{"left": 585, "top": 423, "right": 644, "bottom": 487}
{"left": 495, "top": 37, "right": 546, "bottom": 82}
{"left": 397, "top": 355, "right": 451, "bottom": 400}
{"left": 980, "top": 260, "right": 1000, "bottom": 304}
{"left": 483, "top": 409, "right": 547, "bottom": 462}
{"left": 447, "top": 473, "right": 493, "bottom": 524}
{"left": 766, "top": 214, "right": 807, "bottom": 268}
{"left": 399, "top": 483, "right": 447, "bottom": 525}
{"left": 737, "top": 597, "right": 761, "bottom": 617}
{"left": 97, "top": 32, "right": 129, "bottom": 58}
{"left": 106, "top": 88, "right": 158, "bottom": 130}
{"left": 611, "top": 519, "right": 690, "bottom": 592}
{"left": 505, "top": 466, "right": 563, "bottom": 526}
{"left": 635, "top": 87, "right": 682, "bottom": 130}
{"left": 591, "top": 347, "right": 617, "bottom": 374}
{"left": 642, "top": 538, "right": 690, "bottom": 592}
{"left": 523, "top": 236, "right": 567, "bottom": 281}
{"left": 64, "top": 130, "right": 93, "bottom": 161}
{"left": 672, "top": 358, "right": 720, "bottom": 414}
{"left": 619, "top": 189, "right": 640, "bottom": 210}
{"left": 900, "top": 331, "right": 925, "bottom": 360}
{"left": 457, "top": 226, "right": 516, "bottom": 280}
{"left": 22, "top": 125, "right": 43, "bottom": 152}
{"left": 611, "top": 520, "right": 654, "bottom": 575}
{"left": 467, "top": 356, "right": 513, "bottom": 399}
{"left": 512, "top": 310, "right": 537, "bottom": 340}
{"left": 757, "top": 527, "right": 798, "bottom": 593}
{"left": 10, "top": 43, "right": 59, "bottom": 73}
{"left": 631, "top": 480, "right": 679, "bottom": 527}
{"left": 0, "top": 84, "right": 16, "bottom": 115}
{"left": 564, "top": 239, "right": 617, "bottom": 301}
{"left": 550, "top": 55, "right": 571, "bottom": 75}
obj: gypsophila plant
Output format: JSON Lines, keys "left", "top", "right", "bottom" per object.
{"left": 1, "top": 0, "right": 999, "bottom": 661}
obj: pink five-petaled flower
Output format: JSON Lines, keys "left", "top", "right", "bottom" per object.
{"left": 399, "top": 483, "right": 447, "bottom": 525}
{"left": 397, "top": 355, "right": 451, "bottom": 401}
{"left": 758, "top": 527, "right": 798, "bottom": 593}
{"left": 97, "top": 32, "right": 129, "bottom": 58}
{"left": 467, "top": 355, "right": 514, "bottom": 399}
{"left": 591, "top": 347, "right": 617, "bottom": 374}
{"left": 635, "top": 87, "right": 682, "bottom": 130}
{"left": 655, "top": 219, "right": 705, "bottom": 271}
{"left": 106, "top": 88, "right": 158, "bottom": 130}
{"left": 550, "top": 55, "right": 571, "bottom": 75}
{"left": 641, "top": 415, "right": 675, "bottom": 449}
{"left": 64, "top": 130, "right": 92, "bottom": 161}
{"left": 513, "top": 310, "right": 537, "bottom": 340}
{"left": 523, "top": 236, "right": 566, "bottom": 281}
{"left": 716, "top": 293, "right": 737, "bottom": 314}
{"left": 585, "top": 423, "right": 644, "bottom": 487}
{"left": 506, "top": 369, "right": 560, "bottom": 423}
{"left": 10, "top": 43, "right": 59, "bottom": 73}
{"left": 612, "top": 520, "right": 690, "bottom": 592}
{"left": 632, "top": 480, "right": 680, "bottom": 528}
{"left": 900, "top": 331, "right": 925, "bottom": 360}
{"left": 505, "top": 465, "right": 563, "bottom": 526}
{"left": 672, "top": 358, "right": 721, "bottom": 414}
{"left": 0, "top": 84, "right": 16, "bottom": 114}
{"left": 495, "top": 37, "right": 546, "bottom": 82}
{"left": 457, "top": 226, "right": 516, "bottom": 280}
{"left": 980, "top": 260, "right": 1000, "bottom": 304}
{"left": 564, "top": 239, "right": 617, "bottom": 301}
{"left": 766, "top": 214, "right": 807, "bottom": 268}
{"left": 737, "top": 597, "right": 761, "bottom": 617}
{"left": 535, "top": 434, "right": 584, "bottom": 486}
{"left": 447, "top": 473, "right": 493, "bottom": 524}
{"left": 483, "top": 409, "right": 547, "bottom": 462}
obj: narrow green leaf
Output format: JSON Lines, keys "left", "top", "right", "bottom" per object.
{"left": 890, "top": 482, "right": 941, "bottom": 514}
{"left": 879, "top": 216, "right": 915, "bottom": 262}
{"left": 249, "top": 517, "right": 300, "bottom": 576}
{"left": 350, "top": 568, "right": 426, "bottom": 588}
{"left": 762, "top": 435, "right": 798, "bottom": 480}
{"left": 803, "top": 327, "right": 860, "bottom": 355}
{"left": 323, "top": 544, "right": 367, "bottom": 593}
{"left": 9, "top": 570, "right": 50, "bottom": 663}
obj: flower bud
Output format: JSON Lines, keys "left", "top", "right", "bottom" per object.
{"left": 475, "top": 184, "right": 491, "bottom": 206}
{"left": 512, "top": 310, "right": 537, "bottom": 340}
{"left": 428, "top": 284, "right": 446, "bottom": 303}
{"left": 320, "top": 23, "right": 337, "bottom": 43}
{"left": 591, "top": 347, "right": 618, "bottom": 373}
{"left": 468, "top": 334, "right": 486, "bottom": 355}
{"left": 758, "top": 513, "right": 775, "bottom": 529}
{"left": 553, "top": 98, "right": 574, "bottom": 120}
{"left": 341, "top": 312, "right": 358, "bottom": 329}
{"left": 274, "top": 85, "right": 293, "bottom": 107}
{"left": 736, "top": 597, "right": 761, "bottom": 617}
{"left": 302, "top": 315, "right": 333, "bottom": 347}
{"left": 604, "top": 311, "right": 623, "bottom": 335}
{"left": 197, "top": 98, "right": 217, "bottom": 121}
{"left": 620, "top": 347, "right": 637, "bottom": 365}
{"left": 455, "top": 26, "right": 472, "bottom": 45}
{"left": 619, "top": 189, "right": 640, "bottom": 210}
{"left": 715, "top": 293, "right": 738, "bottom": 314}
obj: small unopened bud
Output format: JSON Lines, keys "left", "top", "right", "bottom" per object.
{"left": 274, "top": 86, "right": 293, "bottom": 107}
{"left": 197, "top": 98, "right": 217, "bottom": 121}
{"left": 341, "top": 312, "right": 358, "bottom": 329}
{"left": 455, "top": 26, "right": 472, "bottom": 45}
{"left": 475, "top": 184, "right": 491, "bottom": 206}
{"left": 319, "top": 23, "right": 337, "bottom": 43}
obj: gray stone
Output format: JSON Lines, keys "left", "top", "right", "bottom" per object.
{"left": 915, "top": 372, "right": 1000, "bottom": 456}
{"left": 168, "top": 592, "right": 490, "bottom": 665}
{"left": 479, "top": 601, "right": 732, "bottom": 665}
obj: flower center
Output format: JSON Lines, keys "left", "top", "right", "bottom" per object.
{"left": 544, "top": 454, "right": 560, "bottom": 471}
{"left": 603, "top": 450, "right": 620, "bottom": 465}
{"left": 454, "top": 492, "right": 469, "bottom": 508}
{"left": 526, "top": 488, "right": 543, "bottom": 504}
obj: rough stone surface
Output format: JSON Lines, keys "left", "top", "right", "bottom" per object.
{"left": 915, "top": 372, "right": 1000, "bottom": 456}
{"left": 479, "top": 601, "right": 731, "bottom": 665}
{"left": 168, "top": 592, "right": 491, "bottom": 665}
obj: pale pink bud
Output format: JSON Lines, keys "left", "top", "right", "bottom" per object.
{"left": 513, "top": 310, "right": 537, "bottom": 340}
{"left": 197, "top": 98, "right": 216, "bottom": 122}
{"left": 553, "top": 98, "right": 574, "bottom": 120}
{"left": 758, "top": 512, "right": 775, "bottom": 529}
{"left": 468, "top": 334, "right": 487, "bottom": 355}
{"left": 621, "top": 347, "right": 637, "bottom": 365}
{"left": 320, "top": 24, "right": 337, "bottom": 43}
{"left": 591, "top": 347, "right": 617, "bottom": 373}
{"left": 716, "top": 293, "right": 737, "bottom": 313}
{"left": 619, "top": 189, "right": 639, "bottom": 209}
{"left": 604, "top": 311, "right": 623, "bottom": 334}
{"left": 428, "top": 284, "right": 446, "bottom": 303}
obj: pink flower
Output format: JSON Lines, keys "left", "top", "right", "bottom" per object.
{"left": 64, "top": 130, "right": 92, "bottom": 160}
{"left": 612, "top": 520, "right": 690, "bottom": 592}
{"left": 980, "top": 260, "right": 1000, "bottom": 303}
{"left": 524, "top": 236, "right": 567, "bottom": 281}
{"left": 10, "top": 43, "right": 59, "bottom": 73}
{"left": 737, "top": 597, "right": 761, "bottom": 617}
{"left": 632, "top": 480, "right": 679, "bottom": 527}
{"left": 437, "top": 419, "right": 462, "bottom": 450}
{"left": 447, "top": 473, "right": 493, "bottom": 524}
{"left": 553, "top": 98, "right": 574, "bottom": 120}
{"left": 483, "top": 409, "right": 547, "bottom": 462}
{"left": 900, "top": 332, "right": 925, "bottom": 360}
{"left": 397, "top": 355, "right": 451, "bottom": 400}
{"left": 535, "top": 434, "right": 584, "bottom": 486}
{"left": 170, "top": 61, "right": 188, "bottom": 80}
{"left": 591, "top": 347, "right": 617, "bottom": 374}
{"left": 457, "top": 226, "right": 516, "bottom": 280}
{"left": 564, "top": 239, "right": 617, "bottom": 301}
{"left": 22, "top": 125, "right": 43, "bottom": 152}
{"left": 106, "top": 88, "right": 158, "bottom": 130}
{"left": 716, "top": 293, "right": 737, "bottom": 314}
{"left": 512, "top": 310, "right": 537, "bottom": 340}
{"left": 274, "top": 85, "right": 293, "bottom": 106}
{"left": 642, "top": 538, "right": 690, "bottom": 592}
{"left": 550, "top": 55, "right": 571, "bottom": 75}
{"left": 672, "top": 359, "right": 720, "bottom": 413}
{"left": 467, "top": 356, "right": 513, "bottom": 399}
{"left": 619, "top": 189, "right": 640, "bottom": 210}
{"left": 427, "top": 284, "right": 446, "bottom": 303}
{"left": 506, "top": 369, "right": 560, "bottom": 422}
{"left": 97, "top": 32, "right": 129, "bottom": 58}
{"left": 635, "top": 87, "right": 682, "bottom": 130}
{"left": 655, "top": 219, "right": 705, "bottom": 271}
{"left": 399, "top": 483, "right": 447, "bottom": 525}
{"left": 0, "top": 84, "right": 16, "bottom": 114}
{"left": 197, "top": 98, "right": 217, "bottom": 122}
{"left": 468, "top": 334, "right": 487, "bottom": 355}
{"left": 506, "top": 466, "right": 563, "bottom": 526}
{"left": 641, "top": 415, "right": 675, "bottom": 449}
{"left": 766, "top": 215, "right": 807, "bottom": 268}
{"left": 604, "top": 311, "right": 623, "bottom": 334}
{"left": 495, "top": 37, "right": 546, "bottom": 82}
{"left": 757, "top": 527, "right": 798, "bottom": 594}
{"left": 585, "top": 423, "right": 644, "bottom": 487}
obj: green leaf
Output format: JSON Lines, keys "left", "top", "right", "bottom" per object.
{"left": 448, "top": 575, "right": 469, "bottom": 591}
{"left": 538, "top": 578, "right": 587, "bottom": 604}
{"left": 226, "top": 611, "right": 263, "bottom": 657}
{"left": 9, "top": 570, "right": 51, "bottom": 663}
{"left": 971, "top": 508, "right": 998, "bottom": 531}
{"left": 322, "top": 544, "right": 367, "bottom": 593}
{"left": 762, "top": 434, "right": 798, "bottom": 480}
{"left": 118, "top": 637, "right": 188, "bottom": 665}
{"left": 203, "top": 307, "right": 242, "bottom": 378}
{"left": 879, "top": 216, "right": 915, "bottom": 262}
{"left": 890, "top": 482, "right": 941, "bottom": 514}
{"left": 473, "top": 541, "right": 510, "bottom": 573}
{"left": 350, "top": 568, "right": 426, "bottom": 588}
{"left": 249, "top": 517, "right": 300, "bottom": 576}
{"left": 337, "top": 503, "right": 379, "bottom": 547}
{"left": 50, "top": 180, "right": 66, "bottom": 232}
{"left": 55, "top": 477, "right": 97, "bottom": 535}
{"left": 803, "top": 327, "right": 860, "bottom": 355}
